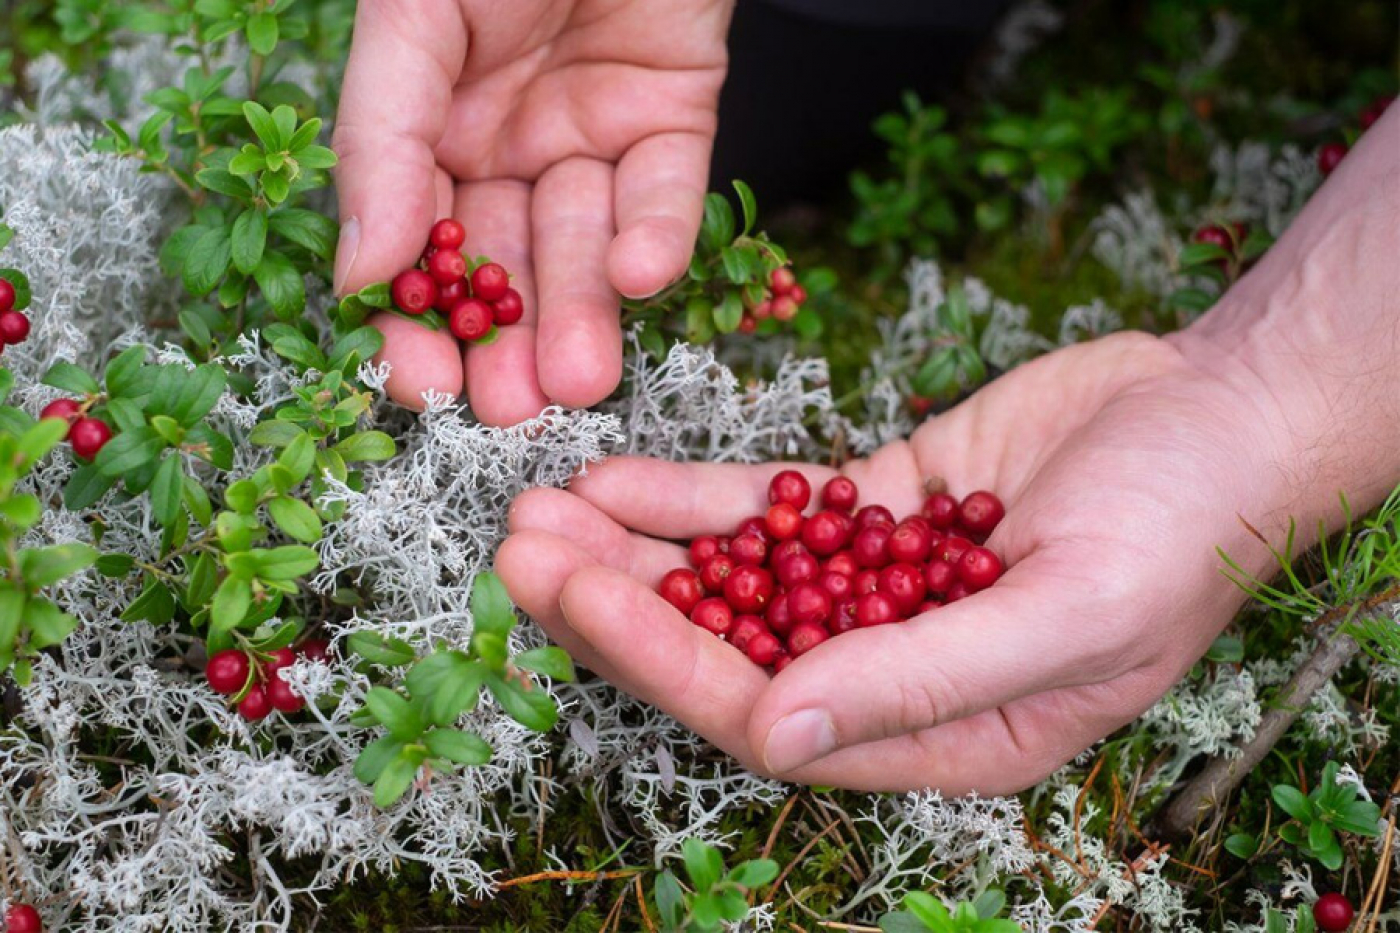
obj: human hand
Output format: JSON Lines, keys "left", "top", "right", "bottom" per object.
{"left": 332, "top": 0, "right": 733, "bottom": 423}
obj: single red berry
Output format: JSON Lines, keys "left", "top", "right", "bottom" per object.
{"left": 879, "top": 562, "right": 927, "bottom": 613}
{"left": 938, "top": 535, "right": 973, "bottom": 566}
{"left": 1317, "top": 142, "right": 1347, "bottom": 176}
{"left": 853, "top": 569, "right": 880, "bottom": 596}
{"left": 959, "top": 491, "right": 1005, "bottom": 536}
{"left": 774, "top": 550, "right": 820, "bottom": 589}
{"left": 766, "top": 592, "right": 795, "bottom": 637}
{"left": 824, "top": 550, "right": 858, "bottom": 577}
{"left": 772, "top": 651, "right": 793, "bottom": 673}
{"left": 266, "top": 671, "right": 306, "bottom": 713}
{"left": 730, "top": 534, "right": 768, "bottom": 566}
{"left": 818, "top": 570, "right": 853, "bottom": 602}
{"left": 735, "top": 515, "right": 772, "bottom": 543}
{"left": 492, "top": 287, "right": 525, "bottom": 325}
{"left": 746, "top": 632, "right": 782, "bottom": 666}
{"left": 0, "top": 279, "right": 15, "bottom": 314}
{"left": 263, "top": 647, "right": 297, "bottom": 672}
{"left": 787, "top": 583, "right": 833, "bottom": 627}
{"left": 449, "top": 298, "right": 494, "bottom": 342}
{"left": 69, "top": 417, "right": 112, "bottom": 460}
{"left": 299, "top": 639, "right": 330, "bottom": 662}
{"left": 205, "top": 649, "right": 251, "bottom": 695}
{"left": 39, "top": 398, "right": 82, "bottom": 430}
{"left": 752, "top": 299, "right": 773, "bottom": 320}
{"left": 238, "top": 684, "right": 273, "bottom": 721}
{"left": 854, "top": 504, "right": 895, "bottom": 530}
{"left": 391, "top": 269, "right": 438, "bottom": 315}
{"left": 691, "top": 597, "right": 734, "bottom": 636}
{"left": 820, "top": 476, "right": 859, "bottom": 513}
{"left": 1192, "top": 224, "right": 1232, "bottom": 250}
{"left": 427, "top": 248, "right": 468, "bottom": 284}
{"left": 921, "top": 493, "right": 959, "bottom": 530}
{"left": 852, "top": 526, "right": 892, "bottom": 568}
{"left": 769, "top": 267, "right": 797, "bottom": 295}
{"left": 5, "top": 904, "right": 42, "bottom": 933}
{"left": 0, "top": 311, "right": 30, "bottom": 344}
{"left": 830, "top": 598, "right": 859, "bottom": 634}
{"left": 855, "top": 591, "right": 899, "bottom": 627}
{"left": 658, "top": 568, "right": 704, "bottom": 615}
{"left": 771, "top": 296, "right": 799, "bottom": 322}
{"left": 1312, "top": 893, "right": 1355, "bottom": 932}
{"left": 924, "top": 559, "right": 957, "bottom": 595}
{"left": 471, "top": 262, "right": 510, "bottom": 302}
{"left": 765, "top": 502, "right": 804, "bottom": 541}
{"left": 1360, "top": 94, "right": 1394, "bottom": 130}
{"left": 699, "top": 554, "right": 735, "bottom": 593}
{"left": 945, "top": 581, "right": 970, "bottom": 603}
{"left": 801, "top": 510, "right": 849, "bottom": 556}
{"left": 788, "top": 285, "right": 808, "bottom": 304}
{"left": 724, "top": 565, "right": 774, "bottom": 613}
{"left": 432, "top": 277, "right": 469, "bottom": 312}
{"left": 768, "top": 469, "right": 812, "bottom": 510}
{"left": 888, "top": 520, "right": 933, "bottom": 563}
{"left": 787, "top": 621, "right": 829, "bottom": 657}
{"left": 689, "top": 536, "right": 722, "bottom": 567}
{"left": 771, "top": 539, "right": 809, "bottom": 565}
{"left": 737, "top": 314, "right": 757, "bottom": 334}
{"left": 429, "top": 218, "right": 466, "bottom": 251}
{"left": 729, "top": 614, "right": 769, "bottom": 652}
{"left": 958, "top": 546, "right": 1003, "bottom": 592}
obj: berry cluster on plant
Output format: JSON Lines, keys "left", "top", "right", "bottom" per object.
{"left": 387, "top": 218, "right": 525, "bottom": 344}
{"left": 205, "top": 638, "right": 327, "bottom": 720}
{"left": 1316, "top": 93, "right": 1392, "bottom": 177}
{"left": 657, "top": 470, "right": 1006, "bottom": 671}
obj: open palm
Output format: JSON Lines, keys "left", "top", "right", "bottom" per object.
{"left": 498, "top": 332, "right": 1293, "bottom": 793}
{"left": 333, "top": 0, "right": 732, "bottom": 423}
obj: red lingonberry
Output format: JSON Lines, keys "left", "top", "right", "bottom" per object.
{"left": 818, "top": 570, "right": 853, "bottom": 602}
{"left": 238, "top": 684, "right": 273, "bottom": 721}
{"left": 768, "top": 469, "right": 812, "bottom": 510}
{"left": 765, "top": 502, "right": 804, "bottom": 540}
{"left": 1312, "top": 893, "right": 1354, "bottom": 933}
{"left": 774, "top": 550, "right": 820, "bottom": 589}
{"left": 820, "top": 476, "right": 858, "bottom": 513}
{"left": 853, "top": 569, "right": 880, "bottom": 595}
{"left": 888, "top": 520, "right": 933, "bottom": 563}
{"left": 391, "top": 269, "right": 438, "bottom": 315}
{"left": 299, "top": 639, "right": 330, "bottom": 662}
{"left": 959, "top": 491, "right": 1005, "bottom": 536}
{"left": 430, "top": 218, "right": 467, "bottom": 250}
{"left": 787, "top": 621, "right": 829, "bottom": 657}
{"left": 737, "top": 314, "right": 757, "bottom": 334}
{"left": 449, "top": 298, "right": 494, "bottom": 342}
{"left": 723, "top": 564, "right": 774, "bottom": 613}
{"left": 752, "top": 299, "right": 772, "bottom": 320}
{"left": 746, "top": 632, "right": 782, "bottom": 666}
{"left": 691, "top": 597, "right": 734, "bottom": 636}
{"left": 39, "top": 398, "right": 81, "bottom": 430}
{"left": 433, "top": 277, "right": 469, "bottom": 312}
{"left": 958, "top": 546, "right": 1003, "bottom": 592}
{"left": 921, "top": 493, "right": 959, "bottom": 530}
{"left": 878, "top": 562, "right": 927, "bottom": 613}
{"left": 771, "top": 539, "right": 809, "bottom": 564}
{"left": 1192, "top": 224, "right": 1232, "bottom": 250}
{"left": 924, "top": 559, "right": 957, "bottom": 595}
{"left": 1360, "top": 94, "right": 1393, "bottom": 130}
{"left": 427, "top": 248, "right": 468, "bottom": 284}
{"left": 824, "top": 550, "right": 858, "bottom": 577}
{"left": 730, "top": 534, "right": 768, "bottom": 566}
{"left": 1317, "top": 142, "right": 1347, "bottom": 176}
{"left": 263, "top": 647, "right": 297, "bottom": 672}
{"left": 830, "top": 598, "right": 859, "bottom": 634}
{"left": 787, "top": 583, "right": 833, "bottom": 627}
{"left": 0, "top": 279, "right": 14, "bottom": 313}
{"left": 205, "top": 649, "right": 251, "bottom": 695}
{"left": 944, "top": 581, "right": 970, "bottom": 603}
{"left": 788, "top": 285, "right": 808, "bottom": 304}
{"left": 801, "top": 510, "right": 849, "bottom": 556}
{"left": 492, "top": 287, "right": 525, "bottom": 325}
{"left": 855, "top": 591, "right": 899, "bottom": 627}
{"left": 916, "top": 600, "right": 942, "bottom": 614}
{"left": 735, "top": 515, "right": 772, "bottom": 543}
{"left": 852, "top": 525, "right": 892, "bottom": 568}
{"left": 771, "top": 296, "right": 798, "bottom": 321}
{"left": 766, "top": 592, "right": 795, "bottom": 636}
{"left": 658, "top": 568, "right": 704, "bottom": 615}
{"left": 769, "top": 267, "right": 797, "bottom": 295}
{"left": 854, "top": 504, "right": 895, "bottom": 530}
{"left": 471, "top": 262, "right": 510, "bottom": 302}
{"left": 267, "top": 671, "right": 306, "bottom": 713}
{"left": 699, "top": 554, "right": 735, "bottom": 593}
{"left": 938, "top": 535, "right": 973, "bottom": 566}
{"left": 689, "top": 535, "right": 722, "bottom": 566}
{"left": 5, "top": 904, "right": 42, "bottom": 933}
{"left": 772, "top": 651, "right": 793, "bottom": 672}
{"left": 729, "top": 614, "right": 769, "bottom": 652}
{"left": 69, "top": 417, "right": 112, "bottom": 460}
{"left": 0, "top": 311, "right": 30, "bottom": 344}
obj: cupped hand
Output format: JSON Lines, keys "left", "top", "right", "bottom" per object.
{"left": 496, "top": 331, "right": 1299, "bottom": 794}
{"left": 333, "top": 0, "right": 733, "bottom": 423}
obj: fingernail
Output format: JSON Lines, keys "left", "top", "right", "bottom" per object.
{"left": 762, "top": 709, "right": 837, "bottom": 774}
{"left": 333, "top": 216, "right": 361, "bottom": 296}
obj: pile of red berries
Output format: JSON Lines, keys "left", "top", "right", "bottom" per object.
{"left": 1317, "top": 93, "right": 1392, "bottom": 177}
{"left": 5, "top": 903, "right": 42, "bottom": 933}
{"left": 204, "top": 639, "right": 327, "bottom": 721}
{"left": 656, "top": 471, "right": 1006, "bottom": 672}
{"left": 0, "top": 278, "right": 32, "bottom": 355}
{"left": 739, "top": 267, "right": 810, "bottom": 334}
{"left": 38, "top": 397, "right": 112, "bottom": 461}
{"left": 390, "top": 219, "right": 524, "bottom": 344}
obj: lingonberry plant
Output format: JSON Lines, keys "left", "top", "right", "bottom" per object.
{"left": 877, "top": 889, "right": 1021, "bottom": 933}
{"left": 652, "top": 838, "right": 779, "bottom": 933}
{"left": 1269, "top": 762, "right": 1381, "bottom": 871}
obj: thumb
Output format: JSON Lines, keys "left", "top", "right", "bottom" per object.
{"left": 332, "top": 0, "right": 466, "bottom": 295}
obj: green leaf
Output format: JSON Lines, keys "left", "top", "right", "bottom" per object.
{"left": 150, "top": 454, "right": 185, "bottom": 525}
{"left": 185, "top": 425, "right": 234, "bottom": 471}
{"left": 1272, "top": 784, "right": 1313, "bottom": 822}
{"left": 296, "top": 145, "right": 337, "bottom": 169}
{"left": 700, "top": 192, "right": 735, "bottom": 253}
{"left": 121, "top": 576, "right": 176, "bottom": 625}
{"left": 225, "top": 478, "right": 261, "bottom": 514}
{"left": 513, "top": 647, "right": 575, "bottom": 682}
{"left": 185, "top": 553, "right": 218, "bottom": 609}
{"left": 95, "top": 554, "right": 136, "bottom": 577}
{"left": 364, "top": 687, "right": 424, "bottom": 740}
{"left": 268, "top": 496, "right": 322, "bottom": 543}
{"left": 1205, "top": 635, "right": 1243, "bottom": 664}
{"left": 253, "top": 251, "right": 305, "bottom": 319}
{"left": 373, "top": 751, "right": 419, "bottom": 807}
{"left": 0, "top": 495, "right": 40, "bottom": 530}
{"left": 194, "top": 167, "right": 254, "bottom": 199}
{"left": 904, "top": 892, "right": 952, "bottom": 928}
{"left": 470, "top": 572, "right": 515, "bottom": 638}
{"left": 242, "top": 101, "right": 281, "bottom": 150}
{"left": 42, "top": 362, "right": 101, "bottom": 396}
{"left": 732, "top": 179, "right": 758, "bottom": 236}
{"left": 487, "top": 675, "right": 558, "bottom": 732}
{"left": 0, "top": 589, "right": 25, "bottom": 649}
{"left": 251, "top": 546, "right": 318, "bottom": 580}
{"left": 333, "top": 431, "right": 396, "bottom": 462}
{"left": 1224, "top": 833, "right": 1258, "bottom": 859}
{"left": 423, "top": 728, "right": 492, "bottom": 766}
{"left": 412, "top": 654, "right": 485, "bottom": 726}
{"left": 269, "top": 209, "right": 338, "bottom": 259}
{"left": 249, "top": 421, "right": 304, "bottom": 448}
{"left": 1168, "top": 287, "right": 1216, "bottom": 312}
{"left": 24, "top": 600, "right": 79, "bottom": 649}
{"left": 878, "top": 911, "right": 928, "bottom": 933}
{"left": 174, "top": 364, "right": 228, "bottom": 426}
{"left": 712, "top": 291, "right": 743, "bottom": 333}
{"left": 654, "top": 871, "right": 685, "bottom": 929}
{"left": 972, "top": 889, "right": 1007, "bottom": 920}
{"left": 682, "top": 838, "right": 724, "bottom": 893}
{"left": 0, "top": 269, "right": 32, "bottom": 311}
{"left": 210, "top": 575, "right": 252, "bottom": 636}
{"left": 245, "top": 11, "right": 279, "bottom": 55}
{"left": 1333, "top": 799, "right": 1382, "bottom": 836}
{"left": 17, "top": 544, "right": 98, "bottom": 589}
{"left": 231, "top": 209, "right": 268, "bottom": 276}
{"left": 1179, "top": 241, "right": 1231, "bottom": 267}
{"left": 726, "top": 859, "right": 778, "bottom": 889}
{"left": 271, "top": 106, "right": 298, "bottom": 150}
{"left": 104, "top": 346, "right": 147, "bottom": 397}
{"left": 183, "top": 226, "right": 232, "bottom": 296}
{"left": 354, "top": 735, "right": 404, "bottom": 784}
{"left": 328, "top": 326, "right": 385, "bottom": 372}
{"left": 95, "top": 428, "right": 165, "bottom": 478}
{"left": 1307, "top": 819, "right": 1334, "bottom": 855}
{"left": 347, "top": 631, "right": 417, "bottom": 667}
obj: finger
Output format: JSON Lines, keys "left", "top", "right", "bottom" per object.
{"left": 569, "top": 457, "right": 840, "bottom": 538}
{"left": 531, "top": 158, "right": 624, "bottom": 409}
{"left": 607, "top": 132, "right": 712, "bottom": 299}
{"left": 746, "top": 552, "right": 1141, "bottom": 775}
{"left": 508, "top": 487, "right": 688, "bottom": 584}
{"left": 455, "top": 180, "right": 551, "bottom": 426}
{"left": 559, "top": 566, "right": 769, "bottom": 753}
{"left": 368, "top": 311, "right": 463, "bottom": 411}
{"left": 332, "top": 0, "right": 466, "bottom": 295}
